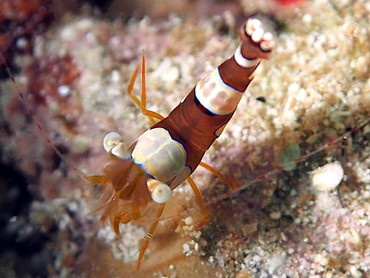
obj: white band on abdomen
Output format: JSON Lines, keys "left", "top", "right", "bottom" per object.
{"left": 195, "top": 68, "right": 243, "bottom": 115}
{"left": 234, "top": 44, "right": 260, "bottom": 68}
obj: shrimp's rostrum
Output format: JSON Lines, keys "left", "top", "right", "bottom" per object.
{"left": 93, "top": 18, "right": 275, "bottom": 269}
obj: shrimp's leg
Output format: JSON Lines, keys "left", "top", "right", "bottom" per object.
{"left": 199, "top": 162, "right": 239, "bottom": 190}
{"left": 187, "top": 176, "right": 211, "bottom": 228}
{"left": 89, "top": 175, "right": 107, "bottom": 184}
{"left": 127, "top": 53, "right": 165, "bottom": 124}
{"left": 186, "top": 163, "right": 239, "bottom": 228}
{"left": 137, "top": 203, "right": 166, "bottom": 270}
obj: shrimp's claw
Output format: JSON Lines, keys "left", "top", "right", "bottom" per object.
{"left": 238, "top": 18, "right": 275, "bottom": 60}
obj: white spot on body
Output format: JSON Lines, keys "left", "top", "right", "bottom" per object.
{"left": 261, "top": 32, "right": 275, "bottom": 51}
{"left": 150, "top": 182, "right": 172, "bottom": 203}
{"left": 251, "top": 27, "right": 264, "bottom": 43}
{"left": 246, "top": 18, "right": 262, "bottom": 36}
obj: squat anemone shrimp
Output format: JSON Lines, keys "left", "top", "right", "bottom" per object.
{"left": 76, "top": 17, "right": 275, "bottom": 270}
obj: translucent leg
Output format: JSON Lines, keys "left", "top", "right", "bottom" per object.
{"left": 187, "top": 176, "right": 211, "bottom": 228}
{"left": 199, "top": 161, "right": 239, "bottom": 190}
{"left": 127, "top": 53, "right": 165, "bottom": 125}
{"left": 89, "top": 175, "right": 107, "bottom": 184}
{"left": 137, "top": 203, "right": 166, "bottom": 270}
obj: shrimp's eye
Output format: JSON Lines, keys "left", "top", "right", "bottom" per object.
{"left": 147, "top": 179, "right": 172, "bottom": 204}
{"left": 103, "top": 132, "right": 122, "bottom": 153}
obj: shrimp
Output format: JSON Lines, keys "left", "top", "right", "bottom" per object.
{"left": 90, "top": 17, "right": 274, "bottom": 270}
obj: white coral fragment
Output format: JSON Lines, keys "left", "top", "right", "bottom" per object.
{"left": 311, "top": 161, "right": 344, "bottom": 190}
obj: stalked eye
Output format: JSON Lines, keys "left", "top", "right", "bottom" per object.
{"left": 147, "top": 179, "right": 172, "bottom": 203}
{"left": 111, "top": 142, "right": 130, "bottom": 160}
{"left": 103, "top": 132, "right": 122, "bottom": 153}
